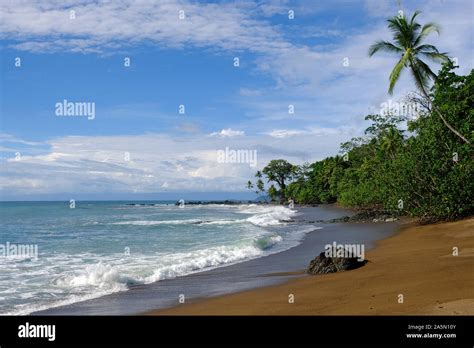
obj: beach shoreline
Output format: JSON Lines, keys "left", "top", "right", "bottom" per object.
{"left": 148, "top": 217, "right": 474, "bottom": 315}
{"left": 32, "top": 204, "right": 399, "bottom": 315}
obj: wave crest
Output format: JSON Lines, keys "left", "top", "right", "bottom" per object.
{"left": 111, "top": 205, "right": 297, "bottom": 227}
{"left": 243, "top": 205, "right": 297, "bottom": 226}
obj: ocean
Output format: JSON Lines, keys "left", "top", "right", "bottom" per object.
{"left": 0, "top": 201, "right": 317, "bottom": 315}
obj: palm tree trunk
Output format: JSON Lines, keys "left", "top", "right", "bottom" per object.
{"left": 409, "top": 61, "right": 471, "bottom": 145}
{"left": 435, "top": 109, "right": 470, "bottom": 144}
{"left": 419, "top": 86, "right": 471, "bottom": 145}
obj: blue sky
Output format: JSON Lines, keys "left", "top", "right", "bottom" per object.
{"left": 0, "top": 0, "right": 473, "bottom": 200}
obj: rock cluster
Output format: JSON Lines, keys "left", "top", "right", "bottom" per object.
{"left": 306, "top": 252, "right": 368, "bottom": 275}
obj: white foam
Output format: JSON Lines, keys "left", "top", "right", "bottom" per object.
{"left": 4, "top": 243, "right": 271, "bottom": 315}
{"left": 111, "top": 204, "right": 297, "bottom": 227}
{"left": 144, "top": 244, "right": 265, "bottom": 283}
{"left": 54, "top": 262, "right": 136, "bottom": 290}
{"left": 112, "top": 219, "right": 202, "bottom": 226}
{"left": 254, "top": 234, "right": 283, "bottom": 250}
{"left": 244, "top": 205, "right": 297, "bottom": 226}
{"left": 200, "top": 219, "right": 246, "bottom": 225}
{"left": 2, "top": 204, "right": 323, "bottom": 316}
{"left": 111, "top": 218, "right": 246, "bottom": 226}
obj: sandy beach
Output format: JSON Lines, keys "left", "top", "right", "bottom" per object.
{"left": 36, "top": 204, "right": 400, "bottom": 315}
{"left": 150, "top": 217, "right": 474, "bottom": 315}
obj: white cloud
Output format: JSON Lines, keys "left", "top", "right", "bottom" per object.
{"left": 2, "top": 0, "right": 471, "bottom": 100}
{"left": 1, "top": 0, "right": 288, "bottom": 54}
{"left": 364, "top": 0, "right": 394, "bottom": 18}
{"left": 266, "top": 129, "right": 307, "bottom": 138}
{"left": 1, "top": 0, "right": 472, "bottom": 197}
{"left": 0, "top": 129, "right": 351, "bottom": 196}
{"left": 266, "top": 126, "right": 352, "bottom": 138}
{"left": 209, "top": 128, "right": 245, "bottom": 138}
{"left": 0, "top": 133, "right": 43, "bottom": 146}
{"left": 236, "top": 0, "right": 472, "bottom": 133}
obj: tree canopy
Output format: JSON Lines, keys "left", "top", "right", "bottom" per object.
{"left": 248, "top": 62, "right": 473, "bottom": 222}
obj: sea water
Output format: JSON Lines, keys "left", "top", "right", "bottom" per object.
{"left": 0, "top": 201, "right": 316, "bottom": 315}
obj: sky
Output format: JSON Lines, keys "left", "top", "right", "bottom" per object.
{"left": 0, "top": 0, "right": 473, "bottom": 200}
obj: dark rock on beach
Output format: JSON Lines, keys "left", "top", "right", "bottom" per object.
{"left": 306, "top": 252, "right": 368, "bottom": 275}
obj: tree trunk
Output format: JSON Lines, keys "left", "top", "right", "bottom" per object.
{"left": 420, "top": 86, "right": 471, "bottom": 145}
{"left": 411, "top": 62, "right": 471, "bottom": 145}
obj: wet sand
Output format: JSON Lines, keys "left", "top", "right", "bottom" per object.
{"left": 36, "top": 205, "right": 398, "bottom": 315}
{"left": 149, "top": 217, "right": 474, "bottom": 315}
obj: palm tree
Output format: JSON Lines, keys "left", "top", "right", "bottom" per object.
{"left": 369, "top": 11, "right": 470, "bottom": 145}
{"left": 380, "top": 127, "right": 403, "bottom": 159}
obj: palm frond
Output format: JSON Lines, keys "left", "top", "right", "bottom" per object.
{"left": 415, "top": 44, "right": 439, "bottom": 53}
{"left": 368, "top": 40, "right": 403, "bottom": 56}
{"left": 419, "top": 51, "right": 450, "bottom": 64}
{"left": 371, "top": 11, "right": 448, "bottom": 97}
{"left": 388, "top": 14, "right": 419, "bottom": 48}
{"left": 409, "top": 67, "right": 429, "bottom": 93}
{"left": 388, "top": 50, "right": 410, "bottom": 94}
{"left": 387, "top": 17, "right": 404, "bottom": 36}
{"left": 414, "top": 58, "right": 437, "bottom": 80}
{"left": 409, "top": 57, "right": 435, "bottom": 93}
{"left": 414, "top": 23, "right": 441, "bottom": 46}
{"left": 410, "top": 10, "right": 422, "bottom": 25}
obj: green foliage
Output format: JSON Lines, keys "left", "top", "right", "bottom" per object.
{"left": 368, "top": 10, "right": 449, "bottom": 95}
{"left": 248, "top": 64, "right": 473, "bottom": 222}
{"left": 247, "top": 159, "right": 297, "bottom": 203}
{"left": 390, "top": 61, "right": 474, "bottom": 220}
{"left": 369, "top": 10, "right": 469, "bottom": 144}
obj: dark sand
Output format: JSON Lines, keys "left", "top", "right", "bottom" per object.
{"left": 149, "top": 217, "right": 474, "bottom": 315}
{"left": 35, "top": 205, "right": 398, "bottom": 315}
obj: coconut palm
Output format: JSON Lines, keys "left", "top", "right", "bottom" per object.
{"left": 369, "top": 11, "right": 470, "bottom": 144}
{"left": 380, "top": 127, "right": 403, "bottom": 159}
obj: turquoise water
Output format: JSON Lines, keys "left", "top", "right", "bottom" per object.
{"left": 0, "top": 201, "right": 315, "bottom": 315}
